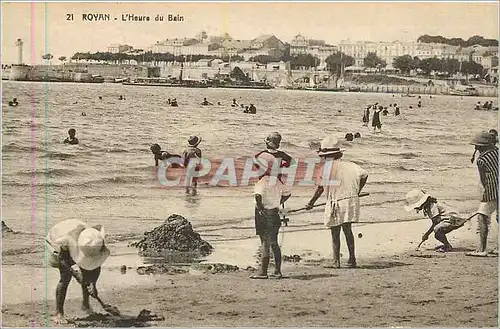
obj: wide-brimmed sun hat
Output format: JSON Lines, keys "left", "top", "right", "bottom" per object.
{"left": 67, "top": 225, "right": 110, "bottom": 271}
{"left": 317, "top": 135, "right": 345, "bottom": 156}
{"left": 404, "top": 189, "right": 431, "bottom": 212}
{"left": 265, "top": 132, "right": 282, "bottom": 150}
{"left": 188, "top": 135, "right": 202, "bottom": 147}
{"left": 470, "top": 131, "right": 495, "bottom": 146}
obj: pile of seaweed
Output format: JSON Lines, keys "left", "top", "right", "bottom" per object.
{"left": 130, "top": 214, "right": 213, "bottom": 257}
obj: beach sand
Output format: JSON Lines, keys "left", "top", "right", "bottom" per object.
{"left": 2, "top": 217, "right": 498, "bottom": 327}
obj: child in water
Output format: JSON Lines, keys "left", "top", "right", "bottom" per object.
{"left": 64, "top": 129, "right": 79, "bottom": 145}
{"left": 404, "top": 189, "right": 468, "bottom": 252}
{"left": 182, "top": 136, "right": 203, "bottom": 194}
{"left": 150, "top": 144, "right": 182, "bottom": 167}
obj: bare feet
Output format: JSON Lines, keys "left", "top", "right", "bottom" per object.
{"left": 52, "top": 313, "right": 68, "bottom": 325}
{"left": 81, "top": 305, "right": 94, "bottom": 315}
{"left": 324, "top": 260, "right": 340, "bottom": 269}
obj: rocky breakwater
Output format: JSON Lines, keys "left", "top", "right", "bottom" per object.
{"left": 130, "top": 214, "right": 213, "bottom": 257}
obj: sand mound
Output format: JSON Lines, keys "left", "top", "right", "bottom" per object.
{"left": 131, "top": 214, "right": 213, "bottom": 256}
{"left": 69, "top": 309, "right": 163, "bottom": 327}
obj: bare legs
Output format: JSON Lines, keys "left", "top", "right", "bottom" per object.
{"left": 258, "top": 226, "right": 281, "bottom": 276}
{"left": 477, "top": 214, "right": 489, "bottom": 253}
{"left": 330, "top": 223, "right": 356, "bottom": 268}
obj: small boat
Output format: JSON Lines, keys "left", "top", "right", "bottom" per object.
{"left": 123, "top": 77, "right": 211, "bottom": 88}
{"left": 450, "top": 85, "right": 479, "bottom": 96}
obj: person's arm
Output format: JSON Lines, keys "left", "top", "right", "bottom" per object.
{"left": 82, "top": 267, "right": 101, "bottom": 298}
{"left": 154, "top": 154, "right": 159, "bottom": 167}
{"left": 476, "top": 159, "right": 488, "bottom": 188}
{"left": 423, "top": 217, "right": 439, "bottom": 240}
{"left": 359, "top": 173, "right": 368, "bottom": 194}
{"left": 64, "top": 138, "right": 69, "bottom": 144}
{"left": 306, "top": 186, "right": 324, "bottom": 210}
{"left": 281, "top": 194, "right": 291, "bottom": 205}
{"left": 255, "top": 194, "right": 265, "bottom": 215}
{"left": 282, "top": 152, "right": 292, "bottom": 167}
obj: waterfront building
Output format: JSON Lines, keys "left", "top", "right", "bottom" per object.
{"left": 107, "top": 44, "right": 134, "bottom": 53}
{"left": 150, "top": 38, "right": 210, "bottom": 56}
{"left": 290, "top": 35, "right": 338, "bottom": 68}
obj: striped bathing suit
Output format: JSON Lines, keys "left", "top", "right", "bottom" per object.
{"left": 476, "top": 147, "right": 499, "bottom": 202}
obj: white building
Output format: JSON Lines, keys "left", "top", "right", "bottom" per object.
{"left": 339, "top": 40, "right": 419, "bottom": 68}
{"left": 290, "top": 35, "right": 338, "bottom": 68}
{"left": 107, "top": 44, "right": 134, "bottom": 53}
{"left": 150, "top": 38, "right": 210, "bottom": 56}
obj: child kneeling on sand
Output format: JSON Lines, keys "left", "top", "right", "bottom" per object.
{"left": 251, "top": 152, "right": 291, "bottom": 279}
{"left": 405, "top": 189, "right": 468, "bottom": 252}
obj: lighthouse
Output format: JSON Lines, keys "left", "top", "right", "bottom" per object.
{"left": 10, "top": 38, "right": 30, "bottom": 80}
{"left": 15, "top": 38, "right": 23, "bottom": 65}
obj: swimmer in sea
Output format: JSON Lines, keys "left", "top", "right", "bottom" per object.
{"left": 64, "top": 128, "right": 79, "bottom": 145}
{"left": 8, "top": 98, "right": 19, "bottom": 107}
{"left": 201, "top": 98, "right": 213, "bottom": 106}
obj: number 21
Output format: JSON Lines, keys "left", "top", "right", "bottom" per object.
{"left": 66, "top": 14, "right": 74, "bottom": 21}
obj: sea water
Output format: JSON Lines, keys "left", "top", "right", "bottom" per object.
{"left": 2, "top": 81, "right": 497, "bottom": 257}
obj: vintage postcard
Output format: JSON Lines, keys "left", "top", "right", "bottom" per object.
{"left": 1, "top": 1, "right": 498, "bottom": 327}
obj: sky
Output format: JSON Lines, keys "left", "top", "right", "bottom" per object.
{"left": 1, "top": 1, "right": 498, "bottom": 64}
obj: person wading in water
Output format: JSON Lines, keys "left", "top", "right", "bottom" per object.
{"left": 182, "top": 135, "right": 203, "bottom": 194}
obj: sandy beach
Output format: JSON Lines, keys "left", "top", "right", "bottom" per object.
{"left": 2, "top": 218, "right": 498, "bottom": 327}
{"left": 2, "top": 215, "right": 498, "bottom": 327}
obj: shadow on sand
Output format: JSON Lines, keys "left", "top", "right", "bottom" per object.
{"left": 288, "top": 273, "right": 339, "bottom": 280}
{"left": 355, "top": 261, "right": 411, "bottom": 270}
{"left": 69, "top": 310, "right": 164, "bottom": 328}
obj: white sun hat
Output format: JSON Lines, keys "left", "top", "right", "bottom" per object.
{"left": 68, "top": 225, "right": 110, "bottom": 270}
{"left": 404, "top": 189, "right": 431, "bottom": 212}
{"left": 317, "top": 135, "right": 345, "bottom": 156}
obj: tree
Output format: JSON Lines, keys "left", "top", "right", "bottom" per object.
{"left": 222, "top": 55, "right": 244, "bottom": 62}
{"left": 443, "top": 58, "right": 460, "bottom": 76}
{"left": 42, "top": 53, "right": 54, "bottom": 65}
{"left": 418, "top": 58, "right": 442, "bottom": 75}
{"left": 291, "top": 54, "right": 320, "bottom": 69}
{"left": 417, "top": 34, "right": 498, "bottom": 47}
{"left": 58, "top": 56, "right": 66, "bottom": 63}
{"left": 393, "top": 55, "right": 415, "bottom": 74}
{"left": 460, "top": 61, "right": 484, "bottom": 77}
{"left": 363, "top": 52, "right": 386, "bottom": 68}
{"left": 249, "top": 55, "right": 279, "bottom": 64}
{"left": 325, "top": 52, "right": 354, "bottom": 75}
